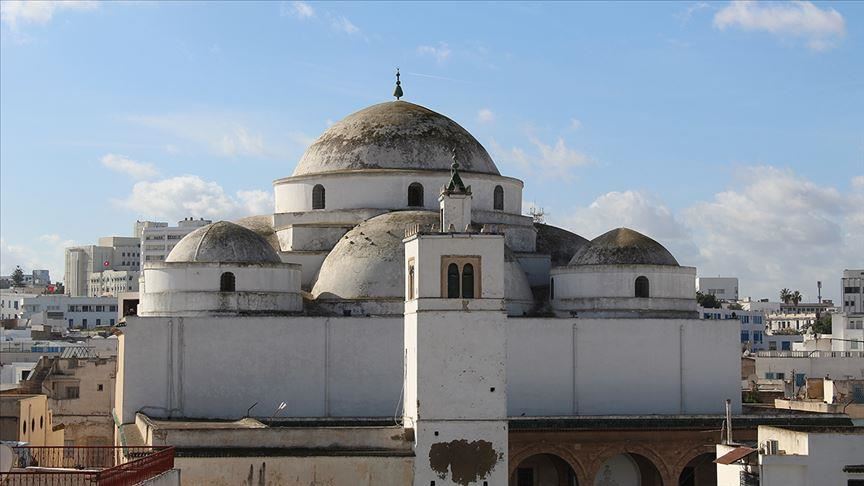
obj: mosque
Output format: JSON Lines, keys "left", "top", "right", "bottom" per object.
{"left": 116, "top": 75, "right": 758, "bottom": 485}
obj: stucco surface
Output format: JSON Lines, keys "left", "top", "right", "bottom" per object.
{"left": 293, "top": 101, "right": 500, "bottom": 176}
{"left": 234, "top": 214, "right": 280, "bottom": 253}
{"left": 166, "top": 221, "right": 280, "bottom": 264}
{"left": 569, "top": 227, "right": 678, "bottom": 266}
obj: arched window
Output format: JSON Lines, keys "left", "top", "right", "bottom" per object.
{"left": 408, "top": 182, "right": 424, "bottom": 207}
{"left": 312, "top": 184, "right": 325, "bottom": 209}
{"left": 635, "top": 276, "right": 649, "bottom": 298}
{"left": 220, "top": 272, "right": 236, "bottom": 292}
{"left": 493, "top": 185, "right": 504, "bottom": 211}
{"left": 447, "top": 263, "right": 460, "bottom": 298}
{"left": 461, "top": 263, "right": 474, "bottom": 299}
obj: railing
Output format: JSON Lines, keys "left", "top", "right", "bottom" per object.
{"left": 756, "top": 350, "right": 864, "bottom": 358}
{"left": 1, "top": 446, "right": 174, "bottom": 486}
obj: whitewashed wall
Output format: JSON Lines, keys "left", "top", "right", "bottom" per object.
{"left": 274, "top": 170, "right": 523, "bottom": 215}
{"left": 506, "top": 318, "right": 742, "bottom": 415}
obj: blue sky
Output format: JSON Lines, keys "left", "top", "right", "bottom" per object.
{"left": 1, "top": 1, "right": 862, "bottom": 301}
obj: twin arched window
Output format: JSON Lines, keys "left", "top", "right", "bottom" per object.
{"left": 445, "top": 261, "right": 477, "bottom": 299}
{"left": 312, "top": 184, "right": 326, "bottom": 209}
{"left": 220, "top": 272, "right": 236, "bottom": 292}
{"left": 635, "top": 276, "right": 649, "bottom": 298}
{"left": 408, "top": 183, "right": 424, "bottom": 207}
{"left": 493, "top": 185, "right": 504, "bottom": 211}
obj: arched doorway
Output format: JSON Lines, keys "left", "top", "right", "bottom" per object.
{"left": 594, "top": 453, "right": 662, "bottom": 486}
{"left": 511, "top": 453, "right": 579, "bottom": 486}
{"left": 678, "top": 453, "right": 716, "bottom": 486}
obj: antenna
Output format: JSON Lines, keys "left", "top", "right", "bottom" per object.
{"left": 526, "top": 203, "right": 547, "bottom": 224}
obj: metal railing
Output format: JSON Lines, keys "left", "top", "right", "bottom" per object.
{"left": 755, "top": 350, "right": 864, "bottom": 358}
{"left": 1, "top": 446, "right": 174, "bottom": 486}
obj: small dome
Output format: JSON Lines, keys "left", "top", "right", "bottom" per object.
{"left": 294, "top": 101, "right": 500, "bottom": 177}
{"left": 568, "top": 228, "right": 679, "bottom": 266}
{"left": 312, "top": 211, "right": 533, "bottom": 304}
{"left": 166, "top": 221, "right": 281, "bottom": 264}
{"left": 535, "top": 223, "right": 589, "bottom": 266}
{"left": 234, "top": 215, "right": 280, "bottom": 253}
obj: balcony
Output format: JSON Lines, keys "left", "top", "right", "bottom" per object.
{"left": 1, "top": 446, "right": 174, "bottom": 485}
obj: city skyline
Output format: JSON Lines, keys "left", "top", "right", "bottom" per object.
{"left": 1, "top": 1, "right": 862, "bottom": 301}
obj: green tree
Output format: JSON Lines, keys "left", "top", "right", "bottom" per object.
{"left": 780, "top": 288, "right": 791, "bottom": 304}
{"left": 697, "top": 291, "right": 721, "bottom": 309}
{"left": 11, "top": 266, "right": 24, "bottom": 287}
{"left": 812, "top": 313, "right": 832, "bottom": 334}
{"left": 790, "top": 290, "right": 802, "bottom": 306}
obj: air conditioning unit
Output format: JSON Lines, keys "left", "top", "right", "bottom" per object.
{"left": 764, "top": 439, "right": 779, "bottom": 455}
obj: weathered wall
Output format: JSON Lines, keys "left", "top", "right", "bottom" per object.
{"left": 506, "top": 318, "right": 742, "bottom": 415}
{"left": 174, "top": 455, "right": 413, "bottom": 486}
{"left": 118, "top": 316, "right": 404, "bottom": 423}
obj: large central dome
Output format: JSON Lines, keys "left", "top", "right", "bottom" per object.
{"left": 293, "top": 101, "right": 500, "bottom": 177}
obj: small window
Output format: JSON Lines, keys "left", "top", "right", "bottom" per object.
{"left": 550, "top": 278, "right": 555, "bottom": 300}
{"left": 408, "top": 261, "right": 416, "bottom": 300}
{"left": 220, "top": 272, "right": 236, "bottom": 292}
{"left": 447, "top": 264, "right": 460, "bottom": 298}
{"left": 635, "top": 276, "right": 649, "bottom": 298}
{"left": 493, "top": 185, "right": 504, "bottom": 211}
{"left": 312, "top": 184, "right": 326, "bottom": 209}
{"left": 97, "top": 384, "right": 103, "bottom": 391}
{"left": 66, "top": 386, "right": 79, "bottom": 399}
{"left": 461, "top": 264, "right": 475, "bottom": 299}
{"left": 408, "top": 182, "right": 424, "bottom": 207}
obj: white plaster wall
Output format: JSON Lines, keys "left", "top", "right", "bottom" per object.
{"left": 140, "top": 263, "right": 302, "bottom": 316}
{"left": 274, "top": 170, "right": 523, "bottom": 215}
{"left": 552, "top": 265, "right": 696, "bottom": 300}
{"left": 506, "top": 318, "right": 742, "bottom": 415}
{"left": 118, "top": 316, "right": 403, "bottom": 423}
{"left": 593, "top": 454, "right": 639, "bottom": 486}
{"left": 756, "top": 426, "right": 864, "bottom": 486}
{"left": 413, "top": 421, "right": 508, "bottom": 486}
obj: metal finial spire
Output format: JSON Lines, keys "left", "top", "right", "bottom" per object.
{"left": 393, "top": 68, "right": 403, "bottom": 100}
{"left": 445, "top": 148, "right": 467, "bottom": 193}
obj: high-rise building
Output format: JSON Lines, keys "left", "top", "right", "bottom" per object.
{"left": 842, "top": 269, "right": 864, "bottom": 314}
{"left": 64, "top": 237, "right": 140, "bottom": 297}
{"left": 138, "top": 218, "right": 212, "bottom": 266}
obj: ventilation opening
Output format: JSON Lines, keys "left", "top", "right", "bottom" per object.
{"left": 220, "top": 272, "right": 236, "bottom": 292}
{"left": 493, "top": 185, "right": 504, "bottom": 211}
{"left": 312, "top": 184, "right": 326, "bottom": 209}
{"left": 408, "top": 182, "right": 424, "bottom": 207}
{"left": 635, "top": 276, "right": 649, "bottom": 298}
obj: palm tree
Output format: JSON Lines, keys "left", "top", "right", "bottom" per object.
{"left": 791, "top": 290, "right": 802, "bottom": 306}
{"left": 780, "top": 288, "right": 791, "bottom": 304}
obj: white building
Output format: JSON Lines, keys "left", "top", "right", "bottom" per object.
{"left": 21, "top": 295, "right": 119, "bottom": 329}
{"left": 696, "top": 276, "right": 739, "bottom": 301}
{"left": 65, "top": 236, "right": 141, "bottom": 297}
{"left": 114, "top": 96, "right": 748, "bottom": 485}
{"left": 0, "top": 290, "right": 38, "bottom": 320}
{"left": 842, "top": 269, "right": 864, "bottom": 315}
{"left": 740, "top": 298, "right": 782, "bottom": 313}
{"left": 87, "top": 270, "right": 139, "bottom": 297}
{"left": 831, "top": 313, "right": 864, "bottom": 352}
{"left": 716, "top": 425, "right": 864, "bottom": 486}
{"left": 137, "top": 218, "right": 212, "bottom": 266}
{"left": 698, "top": 305, "right": 804, "bottom": 352}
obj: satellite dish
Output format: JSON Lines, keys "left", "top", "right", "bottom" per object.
{"left": 0, "top": 444, "right": 15, "bottom": 473}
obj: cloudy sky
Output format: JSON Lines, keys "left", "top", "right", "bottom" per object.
{"left": 1, "top": 1, "right": 861, "bottom": 301}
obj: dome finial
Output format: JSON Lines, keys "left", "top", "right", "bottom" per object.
{"left": 393, "top": 68, "right": 403, "bottom": 100}
{"left": 444, "top": 147, "right": 467, "bottom": 193}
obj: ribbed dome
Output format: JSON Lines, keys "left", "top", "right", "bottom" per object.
{"left": 293, "top": 101, "right": 500, "bottom": 176}
{"left": 166, "top": 221, "right": 281, "bottom": 264}
{"left": 568, "top": 228, "right": 679, "bottom": 266}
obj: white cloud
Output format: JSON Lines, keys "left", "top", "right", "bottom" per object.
{"left": 678, "top": 2, "right": 711, "bottom": 24}
{"left": 853, "top": 175, "right": 864, "bottom": 190}
{"left": 713, "top": 1, "right": 846, "bottom": 51}
{"left": 490, "top": 136, "right": 592, "bottom": 180}
{"left": 554, "top": 166, "right": 861, "bottom": 301}
{"left": 117, "top": 175, "right": 274, "bottom": 222}
{"left": 0, "top": 0, "right": 96, "bottom": 29}
{"left": 331, "top": 15, "right": 359, "bottom": 35}
{"left": 125, "top": 113, "right": 298, "bottom": 159}
{"left": 100, "top": 153, "right": 159, "bottom": 180}
{"left": 417, "top": 42, "right": 452, "bottom": 64}
{"left": 1, "top": 234, "right": 75, "bottom": 283}
{"left": 476, "top": 108, "right": 495, "bottom": 124}
{"left": 281, "top": 1, "right": 314, "bottom": 19}
{"left": 570, "top": 119, "right": 582, "bottom": 130}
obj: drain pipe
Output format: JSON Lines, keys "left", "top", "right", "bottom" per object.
{"left": 725, "top": 398, "right": 733, "bottom": 445}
